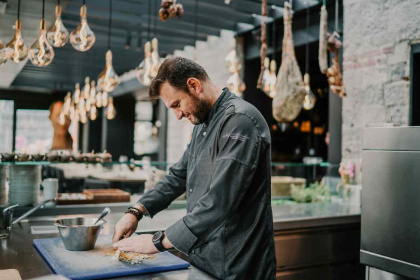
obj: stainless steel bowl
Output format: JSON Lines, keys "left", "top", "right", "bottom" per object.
{"left": 54, "top": 217, "right": 105, "bottom": 251}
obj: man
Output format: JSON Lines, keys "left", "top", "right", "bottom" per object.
{"left": 113, "top": 57, "right": 276, "bottom": 279}
{"left": 49, "top": 101, "right": 73, "bottom": 150}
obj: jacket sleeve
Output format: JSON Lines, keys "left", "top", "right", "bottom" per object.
{"left": 165, "top": 113, "right": 263, "bottom": 255}
{"left": 138, "top": 145, "right": 189, "bottom": 217}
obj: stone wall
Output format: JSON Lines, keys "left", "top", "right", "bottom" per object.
{"left": 342, "top": 0, "right": 420, "bottom": 162}
{"left": 166, "top": 30, "right": 238, "bottom": 163}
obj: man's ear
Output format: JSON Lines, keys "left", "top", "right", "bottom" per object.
{"left": 186, "top": 78, "right": 202, "bottom": 98}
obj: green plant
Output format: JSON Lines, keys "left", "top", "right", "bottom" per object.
{"left": 291, "top": 182, "right": 330, "bottom": 203}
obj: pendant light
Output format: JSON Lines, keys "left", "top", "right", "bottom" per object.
{"left": 225, "top": 39, "right": 241, "bottom": 73}
{"left": 29, "top": 0, "right": 55, "bottom": 67}
{"left": 150, "top": 0, "right": 161, "bottom": 77}
{"left": 302, "top": 2, "right": 316, "bottom": 110}
{"left": 136, "top": 0, "right": 153, "bottom": 85}
{"left": 106, "top": 97, "right": 116, "bottom": 120}
{"left": 74, "top": 83, "right": 81, "bottom": 105}
{"left": 226, "top": 68, "right": 245, "bottom": 98}
{"left": 5, "top": 0, "right": 29, "bottom": 63}
{"left": 102, "top": 91, "right": 109, "bottom": 107}
{"left": 82, "top": 76, "right": 90, "bottom": 99}
{"left": 0, "top": 39, "right": 7, "bottom": 66}
{"left": 225, "top": 38, "right": 245, "bottom": 97}
{"left": 97, "top": 0, "right": 119, "bottom": 92}
{"left": 261, "top": 5, "right": 278, "bottom": 98}
{"left": 70, "top": 0, "right": 96, "bottom": 52}
{"left": 47, "top": 0, "right": 69, "bottom": 47}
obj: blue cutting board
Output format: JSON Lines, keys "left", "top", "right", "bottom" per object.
{"left": 33, "top": 235, "right": 190, "bottom": 280}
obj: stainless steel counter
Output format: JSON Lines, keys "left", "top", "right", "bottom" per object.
{"left": 0, "top": 202, "right": 360, "bottom": 279}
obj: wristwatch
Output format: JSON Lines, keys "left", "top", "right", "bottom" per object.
{"left": 152, "top": 231, "right": 167, "bottom": 252}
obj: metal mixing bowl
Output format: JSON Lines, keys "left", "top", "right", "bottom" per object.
{"left": 54, "top": 217, "right": 105, "bottom": 251}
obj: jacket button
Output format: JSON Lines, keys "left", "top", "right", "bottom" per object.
{"left": 189, "top": 188, "right": 193, "bottom": 193}
{"left": 203, "top": 131, "right": 207, "bottom": 136}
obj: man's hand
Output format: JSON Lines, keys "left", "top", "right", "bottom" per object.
{"left": 112, "top": 213, "right": 138, "bottom": 243}
{"left": 112, "top": 234, "right": 159, "bottom": 254}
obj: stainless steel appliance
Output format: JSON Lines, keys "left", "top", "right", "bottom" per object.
{"left": 362, "top": 127, "right": 420, "bottom": 279}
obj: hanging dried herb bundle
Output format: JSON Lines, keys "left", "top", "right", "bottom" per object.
{"left": 256, "top": 0, "right": 267, "bottom": 89}
{"left": 159, "top": 0, "right": 184, "bottom": 22}
{"left": 272, "top": 2, "right": 306, "bottom": 122}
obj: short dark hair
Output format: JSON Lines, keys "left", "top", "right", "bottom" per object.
{"left": 149, "top": 57, "right": 209, "bottom": 98}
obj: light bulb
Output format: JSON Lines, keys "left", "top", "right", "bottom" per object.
{"left": 98, "top": 50, "right": 119, "bottom": 92}
{"left": 225, "top": 38, "right": 241, "bottom": 73}
{"left": 47, "top": 4, "right": 69, "bottom": 47}
{"left": 90, "top": 105, "right": 97, "bottom": 121}
{"left": 29, "top": 19, "right": 55, "bottom": 67}
{"left": 96, "top": 90, "right": 102, "bottom": 108}
{"left": 63, "top": 92, "right": 72, "bottom": 115}
{"left": 226, "top": 69, "right": 245, "bottom": 98}
{"left": 59, "top": 111, "right": 66, "bottom": 126}
{"left": 82, "top": 76, "right": 90, "bottom": 99}
{"left": 74, "top": 83, "right": 81, "bottom": 104}
{"left": 150, "top": 38, "right": 161, "bottom": 78}
{"left": 261, "top": 57, "right": 271, "bottom": 94}
{"left": 0, "top": 39, "right": 7, "bottom": 65}
{"left": 136, "top": 41, "right": 153, "bottom": 86}
{"left": 89, "top": 80, "right": 96, "bottom": 104}
{"left": 70, "top": 5, "right": 96, "bottom": 52}
{"left": 85, "top": 98, "right": 91, "bottom": 112}
{"left": 102, "top": 91, "right": 108, "bottom": 107}
{"left": 266, "top": 60, "right": 278, "bottom": 98}
{"left": 303, "top": 73, "right": 316, "bottom": 110}
{"left": 5, "top": 20, "right": 29, "bottom": 63}
{"left": 106, "top": 97, "right": 116, "bottom": 120}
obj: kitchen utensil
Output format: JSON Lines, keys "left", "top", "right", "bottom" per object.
{"left": 93, "top": 207, "right": 111, "bottom": 225}
{"left": 54, "top": 217, "right": 105, "bottom": 251}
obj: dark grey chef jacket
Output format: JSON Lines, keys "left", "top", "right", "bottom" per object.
{"left": 139, "top": 88, "right": 277, "bottom": 280}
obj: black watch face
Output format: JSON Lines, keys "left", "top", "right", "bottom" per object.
{"left": 153, "top": 231, "right": 163, "bottom": 243}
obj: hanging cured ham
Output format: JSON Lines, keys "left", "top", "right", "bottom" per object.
{"left": 326, "top": 31, "right": 346, "bottom": 97}
{"left": 272, "top": 2, "right": 306, "bottom": 122}
{"left": 318, "top": 4, "right": 328, "bottom": 74}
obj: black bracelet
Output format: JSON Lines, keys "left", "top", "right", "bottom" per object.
{"left": 127, "top": 207, "right": 141, "bottom": 213}
{"left": 125, "top": 209, "right": 143, "bottom": 221}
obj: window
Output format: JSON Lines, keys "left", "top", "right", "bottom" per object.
{"left": 15, "top": 109, "right": 53, "bottom": 154}
{"left": 0, "top": 100, "right": 14, "bottom": 153}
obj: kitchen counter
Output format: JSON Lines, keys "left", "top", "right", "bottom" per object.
{"left": 0, "top": 202, "right": 360, "bottom": 279}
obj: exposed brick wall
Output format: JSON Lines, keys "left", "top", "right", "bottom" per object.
{"left": 342, "top": 0, "right": 420, "bottom": 162}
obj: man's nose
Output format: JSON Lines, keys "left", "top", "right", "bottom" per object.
{"left": 175, "top": 110, "right": 183, "bottom": 120}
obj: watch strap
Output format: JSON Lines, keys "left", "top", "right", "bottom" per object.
{"left": 153, "top": 231, "right": 167, "bottom": 252}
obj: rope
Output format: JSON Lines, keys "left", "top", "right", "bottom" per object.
{"left": 42, "top": 0, "right": 45, "bottom": 19}
{"left": 272, "top": 0, "right": 276, "bottom": 62}
{"left": 108, "top": 0, "right": 112, "bottom": 50}
{"left": 323, "top": 0, "right": 326, "bottom": 6}
{"left": 58, "top": 0, "right": 61, "bottom": 6}
{"left": 154, "top": 0, "right": 158, "bottom": 38}
{"left": 305, "top": 1, "right": 309, "bottom": 74}
{"left": 194, "top": 0, "right": 198, "bottom": 46}
{"left": 83, "top": 0, "right": 86, "bottom": 5}
{"left": 17, "top": 0, "right": 20, "bottom": 20}
{"left": 335, "top": 0, "right": 339, "bottom": 31}
{"left": 147, "top": 0, "right": 151, "bottom": 41}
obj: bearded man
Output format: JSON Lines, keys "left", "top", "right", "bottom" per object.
{"left": 113, "top": 57, "right": 276, "bottom": 280}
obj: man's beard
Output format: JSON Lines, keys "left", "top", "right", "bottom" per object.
{"left": 189, "top": 95, "right": 212, "bottom": 125}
